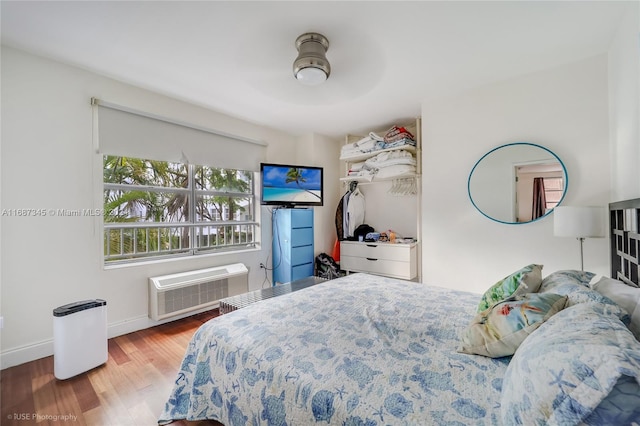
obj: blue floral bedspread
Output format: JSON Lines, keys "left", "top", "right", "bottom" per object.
{"left": 159, "top": 273, "right": 509, "bottom": 425}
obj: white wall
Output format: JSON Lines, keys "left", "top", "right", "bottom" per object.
{"left": 421, "top": 55, "right": 610, "bottom": 293}
{"left": 0, "top": 47, "right": 341, "bottom": 368}
{"left": 294, "top": 133, "right": 342, "bottom": 256}
{"left": 608, "top": 2, "right": 640, "bottom": 201}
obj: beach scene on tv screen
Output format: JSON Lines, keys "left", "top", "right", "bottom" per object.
{"left": 263, "top": 166, "right": 322, "bottom": 203}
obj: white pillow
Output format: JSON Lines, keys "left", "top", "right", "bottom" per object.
{"left": 590, "top": 276, "right": 640, "bottom": 340}
{"left": 588, "top": 274, "right": 603, "bottom": 286}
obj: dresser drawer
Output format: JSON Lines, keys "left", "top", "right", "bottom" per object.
{"left": 291, "top": 227, "right": 313, "bottom": 247}
{"left": 290, "top": 209, "right": 314, "bottom": 227}
{"left": 292, "top": 263, "right": 314, "bottom": 281}
{"left": 340, "top": 256, "right": 416, "bottom": 280}
{"left": 340, "top": 242, "right": 413, "bottom": 262}
{"left": 291, "top": 245, "right": 314, "bottom": 266}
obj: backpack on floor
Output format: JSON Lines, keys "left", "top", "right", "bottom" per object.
{"left": 315, "top": 253, "right": 342, "bottom": 280}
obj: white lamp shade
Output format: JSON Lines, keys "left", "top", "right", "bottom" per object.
{"left": 553, "top": 206, "right": 605, "bottom": 238}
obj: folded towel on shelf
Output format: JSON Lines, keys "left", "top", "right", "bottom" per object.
{"left": 375, "top": 164, "right": 416, "bottom": 179}
{"left": 349, "top": 161, "right": 366, "bottom": 172}
{"left": 356, "top": 139, "right": 377, "bottom": 151}
{"left": 384, "top": 126, "right": 415, "bottom": 143}
{"left": 367, "top": 132, "right": 385, "bottom": 142}
{"left": 346, "top": 169, "right": 375, "bottom": 181}
{"left": 382, "top": 137, "right": 416, "bottom": 149}
{"left": 341, "top": 128, "right": 416, "bottom": 159}
{"left": 340, "top": 132, "right": 386, "bottom": 158}
{"left": 365, "top": 149, "right": 416, "bottom": 169}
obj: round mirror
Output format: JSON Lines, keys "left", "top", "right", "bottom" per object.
{"left": 468, "top": 142, "right": 568, "bottom": 224}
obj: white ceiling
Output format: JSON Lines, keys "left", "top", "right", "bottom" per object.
{"left": 0, "top": 1, "right": 632, "bottom": 138}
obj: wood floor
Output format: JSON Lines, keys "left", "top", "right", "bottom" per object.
{"left": 1, "top": 310, "right": 225, "bottom": 426}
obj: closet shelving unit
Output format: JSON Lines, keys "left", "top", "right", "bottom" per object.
{"left": 339, "top": 118, "right": 422, "bottom": 281}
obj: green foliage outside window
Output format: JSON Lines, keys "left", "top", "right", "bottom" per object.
{"left": 103, "top": 155, "right": 255, "bottom": 263}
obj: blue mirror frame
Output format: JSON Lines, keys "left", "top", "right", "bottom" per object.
{"left": 468, "top": 142, "right": 568, "bottom": 225}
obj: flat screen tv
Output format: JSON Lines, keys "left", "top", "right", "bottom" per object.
{"left": 260, "top": 163, "right": 323, "bottom": 207}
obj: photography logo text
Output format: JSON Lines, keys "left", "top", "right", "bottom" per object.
{"left": 8, "top": 413, "right": 78, "bottom": 422}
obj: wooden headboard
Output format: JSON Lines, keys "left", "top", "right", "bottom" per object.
{"left": 610, "top": 198, "right": 640, "bottom": 288}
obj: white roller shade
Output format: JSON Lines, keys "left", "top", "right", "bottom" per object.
{"left": 94, "top": 99, "right": 266, "bottom": 171}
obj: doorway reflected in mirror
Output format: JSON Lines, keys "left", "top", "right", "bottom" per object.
{"left": 516, "top": 163, "right": 565, "bottom": 222}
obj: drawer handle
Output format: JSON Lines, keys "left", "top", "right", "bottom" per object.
{"left": 366, "top": 244, "right": 377, "bottom": 248}
{"left": 366, "top": 257, "right": 378, "bottom": 261}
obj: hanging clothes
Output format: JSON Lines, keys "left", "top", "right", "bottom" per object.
{"left": 336, "top": 186, "right": 354, "bottom": 240}
{"left": 346, "top": 186, "right": 366, "bottom": 238}
{"left": 335, "top": 191, "right": 348, "bottom": 240}
{"left": 335, "top": 181, "right": 365, "bottom": 240}
{"left": 342, "top": 190, "right": 352, "bottom": 240}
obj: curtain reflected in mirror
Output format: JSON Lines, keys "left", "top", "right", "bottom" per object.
{"left": 468, "top": 142, "right": 568, "bottom": 224}
{"left": 532, "top": 177, "right": 546, "bottom": 220}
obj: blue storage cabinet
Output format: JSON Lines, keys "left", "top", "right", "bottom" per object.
{"left": 272, "top": 208, "right": 314, "bottom": 284}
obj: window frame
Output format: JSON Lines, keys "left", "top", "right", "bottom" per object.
{"left": 102, "top": 156, "right": 258, "bottom": 265}
{"left": 543, "top": 176, "right": 564, "bottom": 211}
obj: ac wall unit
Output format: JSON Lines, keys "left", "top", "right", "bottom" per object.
{"left": 149, "top": 263, "right": 248, "bottom": 320}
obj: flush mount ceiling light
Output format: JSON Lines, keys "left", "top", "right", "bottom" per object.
{"left": 293, "top": 32, "right": 330, "bottom": 86}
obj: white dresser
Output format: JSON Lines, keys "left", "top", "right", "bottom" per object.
{"left": 340, "top": 241, "right": 417, "bottom": 280}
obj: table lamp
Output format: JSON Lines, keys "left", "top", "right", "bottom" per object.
{"left": 553, "top": 206, "right": 605, "bottom": 271}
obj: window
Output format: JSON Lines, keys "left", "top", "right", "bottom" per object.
{"left": 543, "top": 177, "right": 564, "bottom": 211}
{"left": 103, "top": 155, "right": 256, "bottom": 264}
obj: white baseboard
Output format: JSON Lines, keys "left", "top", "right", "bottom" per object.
{"left": 0, "top": 339, "right": 54, "bottom": 370}
{"left": 0, "top": 306, "right": 216, "bottom": 370}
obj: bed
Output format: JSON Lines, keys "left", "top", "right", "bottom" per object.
{"left": 159, "top": 200, "right": 640, "bottom": 425}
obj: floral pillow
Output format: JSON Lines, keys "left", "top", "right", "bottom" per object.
{"left": 501, "top": 301, "right": 640, "bottom": 425}
{"left": 538, "top": 269, "right": 594, "bottom": 294}
{"left": 459, "top": 292, "right": 567, "bottom": 358}
{"left": 477, "top": 264, "right": 543, "bottom": 312}
{"left": 538, "top": 270, "right": 630, "bottom": 323}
